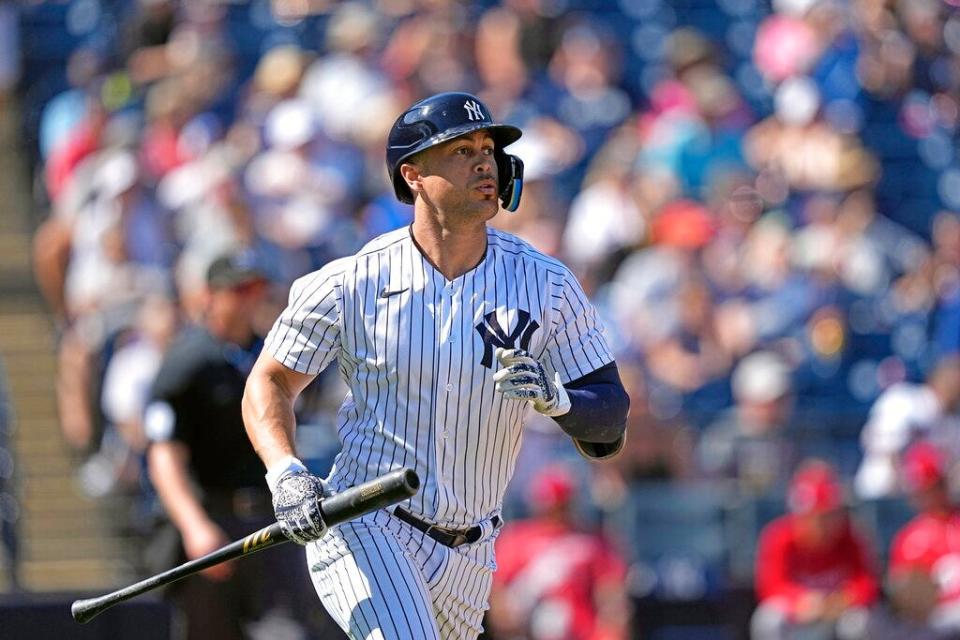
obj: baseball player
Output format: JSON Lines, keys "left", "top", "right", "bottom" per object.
{"left": 241, "top": 92, "right": 630, "bottom": 639}
{"left": 887, "top": 441, "right": 960, "bottom": 633}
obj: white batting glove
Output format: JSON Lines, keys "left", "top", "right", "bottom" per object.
{"left": 267, "top": 457, "right": 329, "bottom": 545}
{"left": 493, "top": 348, "right": 571, "bottom": 417}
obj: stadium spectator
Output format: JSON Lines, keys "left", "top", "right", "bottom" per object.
{"left": 489, "top": 464, "right": 631, "bottom": 640}
{"left": 855, "top": 356, "right": 960, "bottom": 499}
{"left": 605, "top": 359, "right": 694, "bottom": 488}
{"left": 862, "top": 569, "right": 944, "bottom": 640}
{"left": 144, "top": 252, "right": 333, "bottom": 639}
{"left": 38, "top": 47, "right": 103, "bottom": 162}
{"left": 884, "top": 441, "right": 960, "bottom": 635}
{"left": 751, "top": 460, "right": 879, "bottom": 640}
{"left": 78, "top": 294, "right": 179, "bottom": 498}
{"left": 34, "top": 148, "right": 173, "bottom": 452}
{"left": 698, "top": 350, "right": 797, "bottom": 494}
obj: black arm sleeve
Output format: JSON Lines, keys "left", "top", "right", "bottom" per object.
{"left": 552, "top": 361, "right": 629, "bottom": 458}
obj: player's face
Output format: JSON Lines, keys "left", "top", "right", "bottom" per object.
{"left": 413, "top": 131, "right": 500, "bottom": 220}
{"left": 798, "top": 508, "right": 846, "bottom": 547}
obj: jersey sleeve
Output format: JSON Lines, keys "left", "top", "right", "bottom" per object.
{"left": 265, "top": 265, "right": 345, "bottom": 375}
{"left": 543, "top": 270, "right": 614, "bottom": 384}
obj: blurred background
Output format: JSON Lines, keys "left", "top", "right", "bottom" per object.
{"left": 2, "top": 0, "right": 960, "bottom": 638}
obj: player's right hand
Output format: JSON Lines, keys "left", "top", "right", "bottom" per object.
{"left": 272, "top": 470, "right": 329, "bottom": 545}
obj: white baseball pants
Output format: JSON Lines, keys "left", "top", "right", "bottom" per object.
{"left": 306, "top": 509, "right": 499, "bottom": 639}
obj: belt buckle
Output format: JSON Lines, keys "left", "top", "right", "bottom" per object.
{"left": 427, "top": 523, "right": 468, "bottom": 548}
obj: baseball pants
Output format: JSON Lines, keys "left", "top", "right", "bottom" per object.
{"left": 306, "top": 509, "right": 500, "bottom": 640}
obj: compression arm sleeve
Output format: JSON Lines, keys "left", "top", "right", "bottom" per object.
{"left": 553, "top": 361, "right": 629, "bottom": 459}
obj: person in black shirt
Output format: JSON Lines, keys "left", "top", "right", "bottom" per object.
{"left": 144, "top": 252, "right": 332, "bottom": 639}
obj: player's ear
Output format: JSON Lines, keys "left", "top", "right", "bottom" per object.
{"left": 399, "top": 162, "right": 424, "bottom": 197}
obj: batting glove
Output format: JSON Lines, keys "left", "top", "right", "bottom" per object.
{"left": 267, "top": 458, "right": 329, "bottom": 545}
{"left": 493, "top": 347, "right": 571, "bottom": 417}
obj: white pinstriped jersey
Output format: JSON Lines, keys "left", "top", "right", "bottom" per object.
{"left": 266, "top": 226, "right": 613, "bottom": 528}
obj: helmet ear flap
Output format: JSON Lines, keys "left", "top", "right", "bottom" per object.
{"left": 496, "top": 152, "right": 523, "bottom": 212}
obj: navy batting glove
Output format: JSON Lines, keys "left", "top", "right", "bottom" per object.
{"left": 272, "top": 470, "right": 329, "bottom": 545}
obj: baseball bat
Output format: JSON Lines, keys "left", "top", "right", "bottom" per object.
{"left": 71, "top": 467, "right": 420, "bottom": 624}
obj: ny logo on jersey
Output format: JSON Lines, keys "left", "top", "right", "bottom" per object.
{"left": 475, "top": 310, "right": 539, "bottom": 368}
{"left": 463, "top": 100, "right": 485, "bottom": 122}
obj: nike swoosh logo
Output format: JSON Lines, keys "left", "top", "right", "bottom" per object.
{"left": 379, "top": 287, "right": 409, "bottom": 299}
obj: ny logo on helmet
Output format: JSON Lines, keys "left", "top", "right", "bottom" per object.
{"left": 464, "top": 100, "right": 485, "bottom": 122}
{"left": 475, "top": 310, "right": 539, "bottom": 368}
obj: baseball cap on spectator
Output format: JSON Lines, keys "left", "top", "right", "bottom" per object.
{"left": 788, "top": 461, "right": 844, "bottom": 515}
{"left": 651, "top": 200, "right": 715, "bottom": 248}
{"left": 902, "top": 441, "right": 947, "bottom": 492}
{"left": 733, "top": 351, "right": 792, "bottom": 403}
{"left": 528, "top": 465, "right": 576, "bottom": 510}
{"left": 206, "top": 251, "right": 267, "bottom": 290}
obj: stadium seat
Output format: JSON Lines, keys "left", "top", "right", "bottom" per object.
{"left": 611, "top": 482, "right": 732, "bottom": 600}
{"left": 724, "top": 491, "right": 787, "bottom": 585}
{"left": 853, "top": 496, "right": 916, "bottom": 566}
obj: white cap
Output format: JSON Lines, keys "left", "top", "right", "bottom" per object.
{"left": 265, "top": 99, "right": 318, "bottom": 150}
{"left": 733, "top": 351, "right": 792, "bottom": 403}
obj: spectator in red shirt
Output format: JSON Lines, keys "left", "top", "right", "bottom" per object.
{"left": 884, "top": 441, "right": 960, "bottom": 635}
{"left": 751, "top": 460, "right": 879, "bottom": 640}
{"left": 489, "top": 464, "right": 631, "bottom": 640}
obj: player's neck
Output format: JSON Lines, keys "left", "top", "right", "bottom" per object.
{"left": 410, "top": 215, "right": 488, "bottom": 281}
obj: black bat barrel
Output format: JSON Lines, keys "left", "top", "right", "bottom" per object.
{"left": 321, "top": 467, "right": 420, "bottom": 526}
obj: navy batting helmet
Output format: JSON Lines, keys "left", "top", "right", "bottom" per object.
{"left": 386, "top": 92, "right": 524, "bottom": 211}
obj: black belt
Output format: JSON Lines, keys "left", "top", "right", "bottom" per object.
{"left": 392, "top": 507, "right": 501, "bottom": 548}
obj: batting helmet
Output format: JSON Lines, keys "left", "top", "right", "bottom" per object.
{"left": 386, "top": 92, "right": 524, "bottom": 211}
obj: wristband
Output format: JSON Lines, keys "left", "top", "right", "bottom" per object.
{"left": 265, "top": 455, "right": 308, "bottom": 493}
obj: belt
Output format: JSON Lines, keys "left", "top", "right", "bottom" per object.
{"left": 392, "top": 507, "right": 501, "bottom": 549}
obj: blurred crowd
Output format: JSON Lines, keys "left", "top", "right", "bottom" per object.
{"left": 11, "top": 0, "right": 960, "bottom": 637}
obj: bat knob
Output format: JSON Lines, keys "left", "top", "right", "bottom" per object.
{"left": 71, "top": 598, "right": 98, "bottom": 623}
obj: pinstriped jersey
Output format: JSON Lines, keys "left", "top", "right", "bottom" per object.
{"left": 265, "top": 226, "right": 613, "bottom": 527}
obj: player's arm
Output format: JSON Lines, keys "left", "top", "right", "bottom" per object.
{"left": 560, "top": 362, "right": 629, "bottom": 442}
{"left": 242, "top": 265, "right": 346, "bottom": 544}
{"left": 242, "top": 352, "right": 331, "bottom": 545}
{"left": 242, "top": 351, "right": 315, "bottom": 470}
{"left": 494, "top": 350, "right": 628, "bottom": 458}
